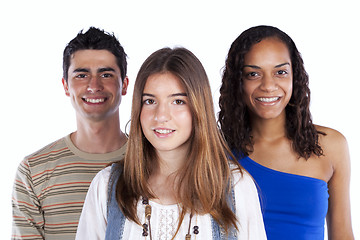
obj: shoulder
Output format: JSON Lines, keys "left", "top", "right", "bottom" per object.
{"left": 231, "top": 167, "right": 257, "bottom": 191}
{"left": 17, "top": 136, "right": 68, "bottom": 174}
{"left": 231, "top": 168, "right": 264, "bottom": 225}
{"left": 315, "top": 125, "right": 350, "bottom": 169}
{"left": 24, "top": 136, "right": 68, "bottom": 163}
{"left": 315, "top": 125, "right": 348, "bottom": 154}
{"left": 88, "top": 166, "right": 112, "bottom": 197}
{"left": 316, "top": 125, "right": 346, "bottom": 142}
{"left": 91, "top": 166, "right": 112, "bottom": 187}
{"left": 85, "top": 166, "right": 112, "bottom": 204}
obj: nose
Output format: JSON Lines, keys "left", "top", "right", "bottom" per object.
{"left": 87, "top": 76, "right": 103, "bottom": 93}
{"left": 260, "top": 74, "right": 278, "bottom": 92}
{"left": 154, "top": 103, "right": 171, "bottom": 123}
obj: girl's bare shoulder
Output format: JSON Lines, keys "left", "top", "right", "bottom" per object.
{"left": 315, "top": 124, "right": 349, "bottom": 163}
{"left": 315, "top": 125, "right": 347, "bottom": 144}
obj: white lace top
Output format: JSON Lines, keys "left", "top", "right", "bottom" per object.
{"left": 76, "top": 166, "right": 267, "bottom": 240}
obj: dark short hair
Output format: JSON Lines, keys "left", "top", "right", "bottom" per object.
{"left": 62, "top": 27, "right": 127, "bottom": 82}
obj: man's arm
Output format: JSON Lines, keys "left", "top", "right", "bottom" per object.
{"left": 12, "top": 159, "right": 45, "bottom": 240}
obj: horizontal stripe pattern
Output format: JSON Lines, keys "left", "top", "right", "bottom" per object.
{"left": 12, "top": 135, "right": 126, "bottom": 240}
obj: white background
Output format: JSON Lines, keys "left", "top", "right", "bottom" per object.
{"left": 1, "top": 0, "right": 359, "bottom": 238}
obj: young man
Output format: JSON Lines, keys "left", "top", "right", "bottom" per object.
{"left": 12, "top": 27, "right": 129, "bottom": 240}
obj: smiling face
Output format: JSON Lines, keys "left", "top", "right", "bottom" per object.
{"left": 242, "top": 37, "right": 293, "bottom": 121}
{"left": 140, "top": 72, "right": 193, "bottom": 156}
{"left": 62, "top": 49, "right": 128, "bottom": 122}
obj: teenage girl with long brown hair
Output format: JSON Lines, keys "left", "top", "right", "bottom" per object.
{"left": 76, "top": 47, "right": 266, "bottom": 239}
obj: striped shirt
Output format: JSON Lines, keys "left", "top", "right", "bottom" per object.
{"left": 12, "top": 134, "right": 126, "bottom": 240}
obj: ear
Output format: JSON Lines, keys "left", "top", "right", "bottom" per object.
{"left": 62, "top": 78, "right": 70, "bottom": 96}
{"left": 121, "top": 76, "right": 129, "bottom": 95}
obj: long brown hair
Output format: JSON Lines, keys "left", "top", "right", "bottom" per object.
{"left": 218, "top": 25, "right": 325, "bottom": 159}
{"left": 115, "top": 47, "right": 241, "bottom": 235}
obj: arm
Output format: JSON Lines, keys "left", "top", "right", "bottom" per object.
{"left": 323, "top": 129, "right": 354, "bottom": 239}
{"left": 12, "top": 159, "right": 44, "bottom": 240}
{"left": 75, "top": 167, "right": 110, "bottom": 240}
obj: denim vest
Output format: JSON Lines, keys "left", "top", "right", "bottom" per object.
{"left": 105, "top": 163, "right": 237, "bottom": 240}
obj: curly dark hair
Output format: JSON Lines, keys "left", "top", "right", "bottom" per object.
{"left": 218, "top": 25, "right": 324, "bottom": 159}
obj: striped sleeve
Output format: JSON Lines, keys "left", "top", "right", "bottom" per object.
{"left": 11, "top": 136, "right": 126, "bottom": 239}
{"left": 12, "top": 159, "right": 45, "bottom": 240}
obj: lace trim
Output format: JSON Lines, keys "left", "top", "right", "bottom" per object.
{"left": 157, "top": 208, "right": 177, "bottom": 240}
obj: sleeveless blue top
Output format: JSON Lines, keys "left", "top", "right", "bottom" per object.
{"left": 238, "top": 156, "right": 329, "bottom": 240}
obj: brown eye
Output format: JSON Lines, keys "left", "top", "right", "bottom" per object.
{"left": 143, "top": 99, "right": 155, "bottom": 105}
{"left": 101, "top": 73, "right": 113, "bottom": 78}
{"left": 173, "top": 99, "right": 185, "bottom": 105}
{"left": 277, "top": 70, "right": 288, "bottom": 75}
{"left": 244, "top": 71, "right": 260, "bottom": 80}
{"left": 76, "top": 73, "right": 87, "bottom": 78}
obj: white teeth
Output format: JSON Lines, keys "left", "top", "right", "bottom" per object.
{"left": 85, "top": 98, "right": 105, "bottom": 103}
{"left": 257, "top": 97, "right": 279, "bottom": 102}
{"left": 155, "top": 129, "right": 174, "bottom": 134}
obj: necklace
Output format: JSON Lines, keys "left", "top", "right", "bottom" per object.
{"left": 142, "top": 197, "right": 199, "bottom": 239}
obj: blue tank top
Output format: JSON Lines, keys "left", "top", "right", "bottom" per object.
{"left": 238, "top": 156, "right": 329, "bottom": 240}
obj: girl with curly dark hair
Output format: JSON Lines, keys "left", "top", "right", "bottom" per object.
{"left": 218, "top": 25, "right": 353, "bottom": 240}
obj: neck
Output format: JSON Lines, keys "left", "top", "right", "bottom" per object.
{"left": 156, "top": 150, "right": 188, "bottom": 176}
{"left": 250, "top": 112, "right": 287, "bottom": 141}
{"left": 148, "top": 151, "right": 187, "bottom": 205}
{"left": 72, "top": 113, "right": 127, "bottom": 153}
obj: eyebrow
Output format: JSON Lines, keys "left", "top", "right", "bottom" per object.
{"left": 72, "top": 67, "right": 116, "bottom": 73}
{"left": 142, "top": 93, "right": 187, "bottom": 98}
{"left": 98, "top": 67, "right": 116, "bottom": 73}
{"left": 275, "top": 63, "right": 291, "bottom": 68}
{"left": 243, "top": 62, "right": 290, "bottom": 69}
{"left": 73, "top": 68, "right": 90, "bottom": 73}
